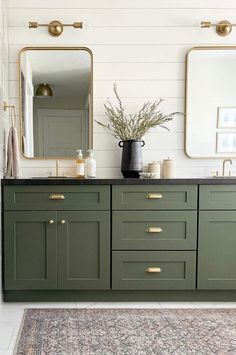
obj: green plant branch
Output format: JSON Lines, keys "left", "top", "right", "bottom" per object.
{"left": 95, "top": 84, "right": 183, "bottom": 141}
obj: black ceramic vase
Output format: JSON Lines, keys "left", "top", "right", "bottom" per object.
{"left": 119, "top": 139, "right": 145, "bottom": 178}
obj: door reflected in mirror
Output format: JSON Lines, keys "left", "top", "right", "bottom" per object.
{"left": 186, "top": 46, "right": 236, "bottom": 158}
{"left": 20, "top": 47, "right": 93, "bottom": 158}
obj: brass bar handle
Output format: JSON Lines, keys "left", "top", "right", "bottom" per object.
{"left": 146, "top": 227, "right": 163, "bottom": 233}
{"left": 48, "top": 220, "right": 54, "bottom": 224}
{"left": 49, "top": 194, "right": 65, "bottom": 200}
{"left": 146, "top": 193, "right": 163, "bottom": 199}
{"left": 145, "top": 267, "right": 162, "bottom": 273}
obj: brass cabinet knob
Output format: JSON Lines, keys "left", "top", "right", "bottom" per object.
{"left": 48, "top": 220, "right": 54, "bottom": 224}
{"left": 60, "top": 219, "right": 66, "bottom": 224}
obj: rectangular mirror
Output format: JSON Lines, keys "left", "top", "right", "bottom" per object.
{"left": 20, "top": 47, "right": 93, "bottom": 159}
{"left": 186, "top": 46, "right": 236, "bottom": 158}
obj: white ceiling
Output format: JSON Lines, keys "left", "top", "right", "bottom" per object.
{"left": 26, "top": 50, "right": 91, "bottom": 100}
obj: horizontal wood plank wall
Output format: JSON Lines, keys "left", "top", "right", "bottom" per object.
{"left": 0, "top": 0, "right": 9, "bottom": 304}
{"left": 7, "top": 0, "right": 236, "bottom": 178}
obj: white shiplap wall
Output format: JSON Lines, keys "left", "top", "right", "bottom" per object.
{"left": 7, "top": 0, "right": 236, "bottom": 178}
{"left": 0, "top": 0, "right": 8, "bottom": 303}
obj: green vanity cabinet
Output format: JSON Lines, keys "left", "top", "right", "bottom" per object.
{"left": 198, "top": 211, "right": 236, "bottom": 290}
{"left": 3, "top": 185, "right": 111, "bottom": 291}
{"left": 4, "top": 211, "right": 110, "bottom": 290}
{"left": 112, "top": 184, "right": 198, "bottom": 290}
{"left": 57, "top": 211, "right": 110, "bottom": 289}
{"left": 4, "top": 211, "right": 57, "bottom": 290}
{"left": 5, "top": 180, "right": 236, "bottom": 300}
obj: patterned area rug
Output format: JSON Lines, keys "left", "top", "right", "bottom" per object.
{"left": 15, "top": 308, "right": 236, "bottom": 355}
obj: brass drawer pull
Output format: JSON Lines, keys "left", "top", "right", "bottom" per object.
{"left": 48, "top": 219, "right": 54, "bottom": 224}
{"left": 146, "top": 267, "right": 162, "bottom": 273}
{"left": 60, "top": 219, "right": 66, "bottom": 224}
{"left": 146, "top": 227, "right": 163, "bottom": 233}
{"left": 146, "top": 193, "right": 163, "bottom": 199}
{"left": 49, "top": 194, "right": 65, "bottom": 200}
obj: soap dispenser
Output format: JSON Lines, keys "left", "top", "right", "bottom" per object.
{"left": 86, "top": 149, "right": 96, "bottom": 178}
{"left": 76, "top": 149, "right": 85, "bottom": 178}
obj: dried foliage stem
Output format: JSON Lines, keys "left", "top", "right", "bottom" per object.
{"left": 96, "top": 84, "right": 182, "bottom": 141}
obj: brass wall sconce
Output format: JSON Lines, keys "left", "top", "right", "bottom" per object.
{"left": 28, "top": 20, "right": 83, "bottom": 37}
{"left": 201, "top": 20, "right": 233, "bottom": 37}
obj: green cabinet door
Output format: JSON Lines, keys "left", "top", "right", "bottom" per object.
{"left": 58, "top": 211, "right": 110, "bottom": 289}
{"left": 198, "top": 211, "right": 236, "bottom": 290}
{"left": 4, "top": 211, "right": 57, "bottom": 290}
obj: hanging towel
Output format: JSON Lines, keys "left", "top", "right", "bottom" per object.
{"left": 6, "top": 108, "right": 22, "bottom": 178}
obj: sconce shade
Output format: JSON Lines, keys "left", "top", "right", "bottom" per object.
{"left": 36, "top": 83, "right": 53, "bottom": 97}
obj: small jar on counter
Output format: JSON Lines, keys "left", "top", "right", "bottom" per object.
{"left": 148, "top": 161, "right": 161, "bottom": 178}
{"left": 162, "top": 158, "right": 175, "bottom": 178}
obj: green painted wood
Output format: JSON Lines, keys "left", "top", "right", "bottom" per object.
{"left": 57, "top": 211, "right": 110, "bottom": 289}
{"left": 112, "top": 251, "right": 196, "bottom": 290}
{"left": 198, "top": 211, "right": 236, "bottom": 290}
{"left": 112, "top": 211, "right": 197, "bottom": 250}
{"left": 4, "top": 211, "right": 57, "bottom": 290}
{"left": 199, "top": 185, "right": 236, "bottom": 210}
{"left": 4, "top": 185, "right": 110, "bottom": 211}
{"left": 5, "top": 290, "right": 236, "bottom": 302}
{"left": 112, "top": 185, "right": 197, "bottom": 210}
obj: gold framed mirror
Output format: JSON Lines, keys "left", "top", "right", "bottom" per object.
{"left": 19, "top": 47, "right": 93, "bottom": 159}
{"left": 185, "top": 46, "right": 236, "bottom": 158}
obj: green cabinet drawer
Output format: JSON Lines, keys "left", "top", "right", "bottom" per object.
{"left": 4, "top": 185, "right": 110, "bottom": 211}
{"left": 199, "top": 185, "right": 236, "bottom": 210}
{"left": 112, "top": 251, "right": 196, "bottom": 290}
{"left": 112, "top": 211, "right": 197, "bottom": 250}
{"left": 112, "top": 185, "right": 197, "bottom": 210}
{"left": 198, "top": 211, "right": 236, "bottom": 290}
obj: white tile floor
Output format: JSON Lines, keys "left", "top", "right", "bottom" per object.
{"left": 1, "top": 301, "right": 236, "bottom": 354}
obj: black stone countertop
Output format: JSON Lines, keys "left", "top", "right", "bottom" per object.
{"left": 2, "top": 177, "right": 236, "bottom": 185}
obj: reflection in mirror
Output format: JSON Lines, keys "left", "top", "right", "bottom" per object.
{"left": 20, "top": 47, "right": 93, "bottom": 158}
{"left": 186, "top": 47, "right": 236, "bottom": 158}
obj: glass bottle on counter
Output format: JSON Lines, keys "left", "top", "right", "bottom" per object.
{"left": 76, "top": 149, "right": 85, "bottom": 178}
{"left": 86, "top": 149, "right": 96, "bottom": 178}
